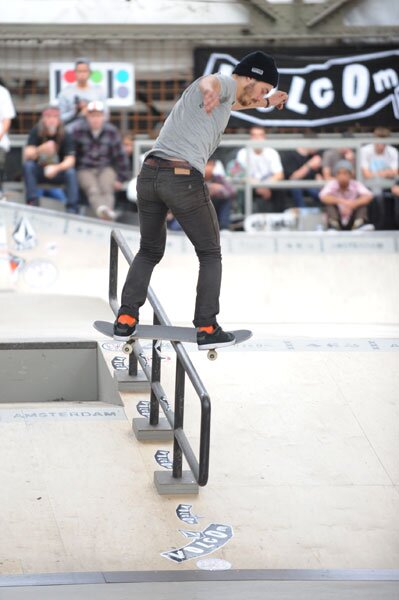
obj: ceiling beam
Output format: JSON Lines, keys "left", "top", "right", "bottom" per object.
{"left": 306, "top": 0, "right": 357, "bottom": 28}
{"left": 240, "top": 0, "right": 277, "bottom": 23}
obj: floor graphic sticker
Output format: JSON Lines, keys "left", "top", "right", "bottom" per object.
{"left": 155, "top": 450, "right": 173, "bottom": 470}
{"left": 111, "top": 356, "right": 127, "bottom": 371}
{"left": 176, "top": 504, "right": 200, "bottom": 525}
{"left": 136, "top": 400, "right": 150, "bottom": 419}
{"left": 196, "top": 558, "right": 232, "bottom": 571}
{"left": 161, "top": 524, "right": 233, "bottom": 563}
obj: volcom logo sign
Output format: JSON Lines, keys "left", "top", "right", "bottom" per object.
{"left": 202, "top": 49, "right": 399, "bottom": 127}
{"left": 161, "top": 524, "right": 233, "bottom": 563}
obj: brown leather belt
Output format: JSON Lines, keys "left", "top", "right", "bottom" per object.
{"left": 144, "top": 156, "right": 192, "bottom": 169}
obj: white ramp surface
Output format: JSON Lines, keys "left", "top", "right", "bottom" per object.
{"left": 0, "top": 206, "right": 398, "bottom": 592}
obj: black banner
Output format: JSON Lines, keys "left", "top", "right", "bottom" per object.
{"left": 194, "top": 47, "right": 399, "bottom": 129}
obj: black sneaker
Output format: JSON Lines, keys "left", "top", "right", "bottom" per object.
{"left": 113, "top": 314, "right": 137, "bottom": 341}
{"left": 197, "top": 325, "right": 236, "bottom": 350}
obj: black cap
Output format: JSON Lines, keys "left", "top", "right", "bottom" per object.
{"left": 232, "top": 51, "right": 279, "bottom": 88}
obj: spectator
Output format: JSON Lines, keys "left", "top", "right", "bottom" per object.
{"left": 57, "top": 57, "right": 107, "bottom": 126}
{"left": 319, "top": 160, "right": 373, "bottom": 231}
{"left": 0, "top": 78, "right": 16, "bottom": 198}
{"left": 361, "top": 127, "right": 399, "bottom": 181}
{"left": 322, "top": 147, "right": 355, "bottom": 180}
{"left": 234, "top": 126, "right": 283, "bottom": 212}
{"left": 390, "top": 179, "right": 399, "bottom": 229}
{"left": 280, "top": 147, "right": 323, "bottom": 208}
{"left": 122, "top": 133, "right": 134, "bottom": 173}
{"left": 72, "top": 100, "right": 129, "bottom": 220}
{"left": 23, "top": 105, "right": 79, "bottom": 212}
{"left": 361, "top": 127, "right": 399, "bottom": 228}
{"left": 116, "top": 132, "right": 138, "bottom": 215}
{"left": 205, "top": 158, "right": 235, "bottom": 230}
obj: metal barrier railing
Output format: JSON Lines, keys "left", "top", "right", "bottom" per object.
{"left": 108, "top": 228, "right": 211, "bottom": 490}
{"left": 134, "top": 136, "right": 399, "bottom": 217}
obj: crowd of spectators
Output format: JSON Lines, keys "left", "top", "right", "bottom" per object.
{"left": 1, "top": 59, "right": 399, "bottom": 230}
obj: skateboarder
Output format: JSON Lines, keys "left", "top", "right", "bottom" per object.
{"left": 114, "top": 51, "right": 288, "bottom": 349}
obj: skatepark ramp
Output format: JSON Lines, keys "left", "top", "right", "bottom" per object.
{"left": 109, "top": 229, "right": 211, "bottom": 495}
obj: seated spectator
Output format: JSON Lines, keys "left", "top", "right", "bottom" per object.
{"left": 322, "top": 147, "right": 355, "bottom": 180}
{"left": 234, "top": 126, "right": 283, "bottom": 212}
{"left": 280, "top": 147, "right": 323, "bottom": 208}
{"left": 361, "top": 127, "right": 399, "bottom": 182}
{"left": 57, "top": 57, "right": 107, "bottom": 127}
{"left": 319, "top": 160, "right": 374, "bottom": 231}
{"left": 361, "top": 127, "right": 399, "bottom": 228}
{"left": 72, "top": 101, "right": 129, "bottom": 220}
{"left": 23, "top": 105, "right": 79, "bottom": 212}
{"left": 205, "top": 157, "right": 235, "bottom": 230}
{"left": 0, "top": 78, "right": 16, "bottom": 198}
{"left": 390, "top": 179, "right": 399, "bottom": 229}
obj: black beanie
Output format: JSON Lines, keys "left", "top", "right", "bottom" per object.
{"left": 232, "top": 51, "right": 279, "bottom": 88}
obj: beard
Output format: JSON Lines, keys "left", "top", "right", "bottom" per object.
{"left": 237, "top": 82, "right": 258, "bottom": 106}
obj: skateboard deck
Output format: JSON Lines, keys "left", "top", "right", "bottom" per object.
{"left": 94, "top": 320, "right": 252, "bottom": 360}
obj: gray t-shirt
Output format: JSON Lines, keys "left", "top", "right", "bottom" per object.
{"left": 148, "top": 74, "right": 237, "bottom": 174}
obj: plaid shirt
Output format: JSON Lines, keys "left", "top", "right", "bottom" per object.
{"left": 72, "top": 120, "right": 130, "bottom": 182}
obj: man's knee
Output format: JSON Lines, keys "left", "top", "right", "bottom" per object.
{"left": 23, "top": 160, "right": 37, "bottom": 174}
{"left": 63, "top": 168, "right": 77, "bottom": 181}
{"left": 196, "top": 246, "right": 222, "bottom": 262}
{"left": 139, "top": 242, "right": 165, "bottom": 264}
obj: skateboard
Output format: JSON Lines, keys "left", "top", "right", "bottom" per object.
{"left": 93, "top": 321, "right": 252, "bottom": 361}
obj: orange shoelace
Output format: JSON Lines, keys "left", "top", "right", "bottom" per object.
{"left": 198, "top": 325, "right": 215, "bottom": 334}
{"left": 117, "top": 314, "right": 137, "bottom": 326}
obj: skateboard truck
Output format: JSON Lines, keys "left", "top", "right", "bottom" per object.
{"left": 122, "top": 337, "right": 218, "bottom": 361}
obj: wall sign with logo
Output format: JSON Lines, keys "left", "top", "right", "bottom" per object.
{"left": 49, "top": 62, "right": 135, "bottom": 107}
{"left": 195, "top": 47, "right": 399, "bottom": 129}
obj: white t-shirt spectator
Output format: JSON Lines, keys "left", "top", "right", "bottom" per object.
{"left": 236, "top": 147, "right": 283, "bottom": 181}
{"left": 360, "top": 143, "right": 399, "bottom": 175}
{"left": 0, "top": 85, "right": 16, "bottom": 152}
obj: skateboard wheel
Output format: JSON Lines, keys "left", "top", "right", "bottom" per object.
{"left": 207, "top": 350, "right": 218, "bottom": 361}
{"left": 122, "top": 343, "right": 133, "bottom": 355}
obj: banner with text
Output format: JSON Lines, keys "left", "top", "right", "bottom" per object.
{"left": 195, "top": 47, "right": 399, "bottom": 129}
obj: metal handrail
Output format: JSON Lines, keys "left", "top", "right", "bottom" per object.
{"left": 108, "top": 228, "right": 211, "bottom": 486}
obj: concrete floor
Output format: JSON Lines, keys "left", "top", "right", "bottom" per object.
{"left": 0, "top": 204, "right": 398, "bottom": 596}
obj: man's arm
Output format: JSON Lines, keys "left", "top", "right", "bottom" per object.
{"left": 44, "top": 155, "right": 75, "bottom": 179}
{"left": 351, "top": 192, "right": 373, "bottom": 208}
{"left": 198, "top": 75, "right": 222, "bottom": 114}
{"left": 319, "top": 193, "right": 341, "bottom": 206}
{"left": 232, "top": 90, "right": 288, "bottom": 112}
{"left": 0, "top": 118, "right": 11, "bottom": 140}
{"left": 58, "top": 92, "right": 77, "bottom": 124}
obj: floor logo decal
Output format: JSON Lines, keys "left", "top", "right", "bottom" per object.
{"left": 155, "top": 450, "right": 173, "bottom": 470}
{"left": 161, "top": 524, "right": 233, "bottom": 563}
{"left": 176, "top": 504, "right": 200, "bottom": 525}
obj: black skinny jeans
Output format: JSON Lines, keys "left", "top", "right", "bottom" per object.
{"left": 120, "top": 161, "right": 222, "bottom": 327}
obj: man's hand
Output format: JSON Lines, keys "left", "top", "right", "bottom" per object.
{"left": 338, "top": 200, "right": 356, "bottom": 218}
{"left": 201, "top": 87, "right": 220, "bottom": 114}
{"left": 268, "top": 90, "right": 288, "bottom": 110}
{"left": 307, "top": 154, "right": 322, "bottom": 171}
{"left": 114, "top": 180, "right": 124, "bottom": 191}
{"left": 255, "top": 187, "right": 272, "bottom": 200}
{"left": 44, "top": 164, "right": 59, "bottom": 179}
